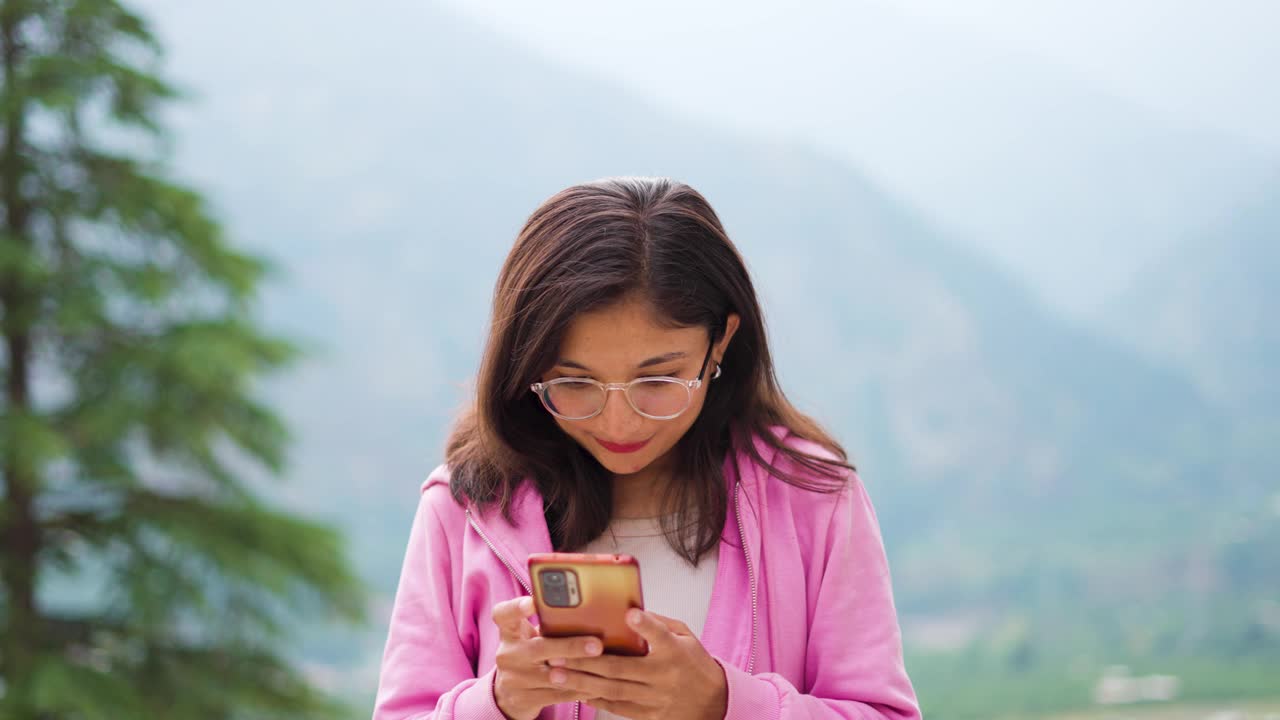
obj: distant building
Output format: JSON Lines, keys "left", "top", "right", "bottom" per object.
{"left": 1092, "top": 665, "right": 1181, "bottom": 705}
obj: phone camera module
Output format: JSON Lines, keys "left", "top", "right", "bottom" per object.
{"left": 538, "top": 569, "right": 580, "bottom": 608}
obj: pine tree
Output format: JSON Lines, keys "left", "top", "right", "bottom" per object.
{"left": 1, "top": 1, "right": 365, "bottom": 717}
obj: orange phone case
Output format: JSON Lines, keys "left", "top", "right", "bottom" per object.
{"left": 528, "top": 552, "right": 648, "bottom": 656}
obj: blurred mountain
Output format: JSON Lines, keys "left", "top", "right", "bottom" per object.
{"left": 130, "top": 0, "right": 1273, "bottom": 700}
{"left": 1101, "top": 176, "right": 1280, "bottom": 418}
{"left": 1099, "top": 178, "right": 1280, "bottom": 563}
{"left": 434, "top": 0, "right": 1280, "bottom": 318}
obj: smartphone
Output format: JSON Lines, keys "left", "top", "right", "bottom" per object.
{"left": 528, "top": 552, "right": 648, "bottom": 656}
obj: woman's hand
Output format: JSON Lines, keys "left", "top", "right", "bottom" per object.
{"left": 555, "top": 609, "right": 728, "bottom": 720}
{"left": 491, "top": 596, "right": 605, "bottom": 720}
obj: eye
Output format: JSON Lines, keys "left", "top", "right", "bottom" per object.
{"left": 639, "top": 369, "right": 685, "bottom": 380}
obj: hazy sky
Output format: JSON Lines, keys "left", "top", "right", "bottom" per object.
{"left": 887, "top": 0, "right": 1280, "bottom": 150}
{"left": 439, "top": 0, "right": 1280, "bottom": 151}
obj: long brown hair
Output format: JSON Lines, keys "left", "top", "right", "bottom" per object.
{"left": 446, "top": 177, "right": 852, "bottom": 564}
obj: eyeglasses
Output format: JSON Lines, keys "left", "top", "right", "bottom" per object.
{"left": 530, "top": 341, "right": 719, "bottom": 421}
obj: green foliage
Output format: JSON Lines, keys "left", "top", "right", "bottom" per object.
{"left": 0, "top": 1, "right": 366, "bottom": 717}
{"left": 910, "top": 649, "right": 1280, "bottom": 720}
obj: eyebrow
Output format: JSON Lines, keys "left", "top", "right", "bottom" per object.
{"left": 556, "top": 351, "right": 688, "bottom": 371}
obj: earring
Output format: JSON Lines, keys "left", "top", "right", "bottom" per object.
{"left": 712, "top": 363, "right": 722, "bottom": 380}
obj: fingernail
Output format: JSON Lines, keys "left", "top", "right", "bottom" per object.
{"left": 585, "top": 640, "right": 601, "bottom": 655}
{"left": 548, "top": 657, "right": 565, "bottom": 667}
{"left": 627, "top": 610, "right": 642, "bottom": 626}
{"left": 549, "top": 669, "right": 566, "bottom": 685}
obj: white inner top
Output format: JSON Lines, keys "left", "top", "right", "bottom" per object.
{"left": 574, "top": 515, "right": 719, "bottom": 720}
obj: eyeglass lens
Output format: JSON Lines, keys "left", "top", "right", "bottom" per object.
{"left": 543, "top": 379, "right": 691, "bottom": 419}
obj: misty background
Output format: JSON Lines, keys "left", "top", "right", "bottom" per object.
{"left": 124, "top": 1, "right": 1280, "bottom": 716}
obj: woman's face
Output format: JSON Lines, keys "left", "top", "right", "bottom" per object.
{"left": 541, "top": 296, "right": 740, "bottom": 479}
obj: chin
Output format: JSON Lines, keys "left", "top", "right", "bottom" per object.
{"left": 591, "top": 452, "right": 653, "bottom": 476}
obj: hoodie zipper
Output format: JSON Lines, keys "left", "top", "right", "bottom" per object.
{"left": 734, "top": 481, "right": 758, "bottom": 675}
{"left": 467, "top": 509, "right": 570, "bottom": 717}
{"left": 465, "top": 509, "right": 532, "bottom": 595}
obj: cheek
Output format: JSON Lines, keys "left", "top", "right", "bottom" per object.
{"left": 660, "top": 406, "right": 699, "bottom": 442}
{"left": 553, "top": 418, "right": 589, "bottom": 446}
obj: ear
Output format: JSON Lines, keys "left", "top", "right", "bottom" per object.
{"left": 715, "top": 313, "right": 741, "bottom": 363}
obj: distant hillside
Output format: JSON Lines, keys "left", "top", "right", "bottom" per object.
{"left": 1102, "top": 176, "right": 1280, "bottom": 417}
{"left": 1098, "top": 179, "right": 1280, "bottom": 584}
{"left": 434, "top": 0, "right": 1280, "bottom": 317}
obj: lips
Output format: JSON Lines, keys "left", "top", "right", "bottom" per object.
{"left": 595, "top": 436, "right": 651, "bottom": 454}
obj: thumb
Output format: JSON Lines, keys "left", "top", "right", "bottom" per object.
{"left": 492, "top": 596, "right": 538, "bottom": 641}
{"left": 625, "top": 609, "right": 678, "bottom": 653}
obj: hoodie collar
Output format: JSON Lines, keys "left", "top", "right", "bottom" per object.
{"left": 443, "top": 429, "right": 779, "bottom": 592}
{"left": 463, "top": 477, "right": 553, "bottom": 593}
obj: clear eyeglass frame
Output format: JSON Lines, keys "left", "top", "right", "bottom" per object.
{"left": 530, "top": 341, "right": 719, "bottom": 421}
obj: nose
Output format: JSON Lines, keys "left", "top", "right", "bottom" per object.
{"left": 595, "top": 386, "right": 643, "bottom": 437}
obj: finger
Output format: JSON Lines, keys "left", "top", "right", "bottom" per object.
{"left": 587, "top": 698, "right": 655, "bottom": 719}
{"left": 518, "top": 686, "right": 599, "bottom": 707}
{"left": 491, "top": 596, "right": 537, "bottom": 641}
{"left": 647, "top": 612, "right": 693, "bottom": 636}
{"left": 560, "top": 655, "right": 652, "bottom": 682}
{"left": 496, "top": 664, "right": 596, "bottom": 701}
{"left": 525, "top": 634, "right": 604, "bottom": 663}
{"left": 547, "top": 667, "right": 650, "bottom": 705}
{"left": 625, "top": 609, "right": 679, "bottom": 654}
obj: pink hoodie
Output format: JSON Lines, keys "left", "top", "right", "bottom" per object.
{"left": 373, "top": 427, "right": 921, "bottom": 720}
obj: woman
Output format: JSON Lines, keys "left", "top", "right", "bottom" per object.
{"left": 373, "top": 177, "right": 920, "bottom": 720}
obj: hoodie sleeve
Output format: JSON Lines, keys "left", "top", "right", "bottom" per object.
{"left": 716, "top": 474, "right": 921, "bottom": 720}
{"left": 372, "top": 488, "right": 508, "bottom": 720}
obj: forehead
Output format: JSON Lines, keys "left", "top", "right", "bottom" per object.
{"left": 558, "top": 299, "right": 706, "bottom": 361}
